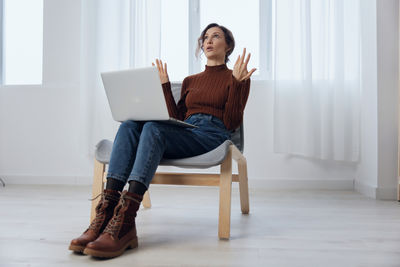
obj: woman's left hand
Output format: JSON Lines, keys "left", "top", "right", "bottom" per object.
{"left": 232, "top": 48, "right": 257, "bottom": 82}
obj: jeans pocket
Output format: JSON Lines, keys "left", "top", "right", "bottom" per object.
{"left": 185, "top": 115, "right": 200, "bottom": 125}
{"left": 210, "top": 117, "right": 227, "bottom": 131}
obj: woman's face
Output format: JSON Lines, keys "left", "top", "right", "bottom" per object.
{"left": 202, "top": 27, "right": 229, "bottom": 62}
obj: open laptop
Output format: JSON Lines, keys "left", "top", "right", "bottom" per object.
{"left": 101, "top": 67, "right": 197, "bottom": 128}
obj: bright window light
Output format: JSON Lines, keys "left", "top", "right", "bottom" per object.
{"left": 199, "top": 0, "right": 259, "bottom": 75}
{"left": 160, "top": 0, "right": 189, "bottom": 82}
{"left": 4, "top": 0, "right": 43, "bottom": 85}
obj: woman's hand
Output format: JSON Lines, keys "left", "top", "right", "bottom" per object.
{"left": 152, "top": 58, "right": 169, "bottom": 84}
{"left": 232, "top": 48, "right": 257, "bottom": 82}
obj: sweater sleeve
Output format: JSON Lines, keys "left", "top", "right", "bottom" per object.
{"left": 223, "top": 75, "right": 251, "bottom": 130}
{"left": 161, "top": 78, "right": 188, "bottom": 121}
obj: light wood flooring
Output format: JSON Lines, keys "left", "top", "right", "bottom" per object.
{"left": 1, "top": 184, "right": 400, "bottom": 267}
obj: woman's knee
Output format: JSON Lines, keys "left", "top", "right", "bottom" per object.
{"left": 142, "top": 121, "right": 162, "bottom": 136}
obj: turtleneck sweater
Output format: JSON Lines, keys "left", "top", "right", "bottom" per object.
{"left": 161, "top": 64, "right": 251, "bottom": 131}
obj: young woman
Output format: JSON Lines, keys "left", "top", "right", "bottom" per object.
{"left": 69, "top": 23, "right": 256, "bottom": 258}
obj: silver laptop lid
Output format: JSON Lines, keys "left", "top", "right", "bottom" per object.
{"left": 101, "top": 67, "right": 170, "bottom": 122}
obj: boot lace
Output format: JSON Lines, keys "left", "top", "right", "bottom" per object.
{"left": 103, "top": 191, "right": 141, "bottom": 238}
{"left": 87, "top": 192, "right": 119, "bottom": 232}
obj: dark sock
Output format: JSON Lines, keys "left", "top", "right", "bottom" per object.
{"left": 128, "top": 180, "right": 147, "bottom": 195}
{"left": 105, "top": 177, "right": 125, "bottom": 192}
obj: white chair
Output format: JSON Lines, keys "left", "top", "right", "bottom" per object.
{"left": 91, "top": 82, "right": 250, "bottom": 239}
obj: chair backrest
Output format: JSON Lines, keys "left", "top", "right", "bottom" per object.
{"left": 171, "top": 82, "right": 244, "bottom": 153}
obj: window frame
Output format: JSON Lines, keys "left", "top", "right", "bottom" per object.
{"left": 259, "top": 0, "right": 272, "bottom": 80}
{"left": 0, "top": 0, "right": 44, "bottom": 85}
{"left": 129, "top": 0, "right": 272, "bottom": 82}
{"left": 187, "top": 0, "right": 272, "bottom": 81}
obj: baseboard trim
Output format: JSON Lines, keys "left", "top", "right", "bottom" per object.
{"left": 376, "top": 186, "right": 398, "bottom": 200}
{"left": 354, "top": 180, "right": 376, "bottom": 199}
{"left": 246, "top": 177, "right": 354, "bottom": 191}
{"left": 354, "top": 180, "right": 397, "bottom": 200}
{"left": 1, "top": 174, "right": 354, "bottom": 190}
{"left": 0, "top": 175, "right": 92, "bottom": 185}
{"left": 3, "top": 174, "right": 396, "bottom": 200}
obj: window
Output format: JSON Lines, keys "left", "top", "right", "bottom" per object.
{"left": 2, "top": 0, "right": 43, "bottom": 85}
{"left": 160, "top": 0, "right": 271, "bottom": 82}
{"left": 199, "top": 0, "right": 259, "bottom": 75}
{"left": 160, "top": 0, "right": 189, "bottom": 82}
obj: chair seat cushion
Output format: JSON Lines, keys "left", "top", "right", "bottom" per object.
{"left": 159, "top": 140, "right": 233, "bottom": 168}
{"left": 95, "top": 139, "right": 234, "bottom": 169}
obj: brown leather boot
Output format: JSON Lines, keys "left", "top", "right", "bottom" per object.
{"left": 69, "top": 189, "right": 120, "bottom": 253}
{"left": 83, "top": 190, "right": 143, "bottom": 258}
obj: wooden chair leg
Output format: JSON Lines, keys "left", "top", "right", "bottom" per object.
{"left": 90, "top": 159, "right": 105, "bottom": 223}
{"left": 238, "top": 158, "right": 250, "bottom": 214}
{"left": 218, "top": 147, "right": 232, "bottom": 240}
{"left": 143, "top": 190, "right": 152, "bottom": 208}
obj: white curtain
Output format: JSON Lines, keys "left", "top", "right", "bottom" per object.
{"left": 133, "top": 0, "right": 162, "bottom": 67}
{"left": 272, "top": 0, "right": 361, "bottom": 162}
{"left": 80, "top": 0, "right": 161, "bottom": 157}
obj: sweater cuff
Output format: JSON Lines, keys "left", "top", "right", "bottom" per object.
{"left": 232, "top": 75, "right": 248, "bottom": 90}
{"left": 161, "top": 81, "right": 171, "bottom": 91}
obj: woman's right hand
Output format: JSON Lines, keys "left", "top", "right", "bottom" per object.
{"left": 152, "top": 58, "right": 169, "bottom": 84}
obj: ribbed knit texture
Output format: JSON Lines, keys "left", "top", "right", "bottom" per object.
{"left": 161, "top": 64, "right": 250, "bottom": 130}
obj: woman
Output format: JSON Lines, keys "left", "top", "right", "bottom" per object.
{"left": 69, "top": 23, "right": 256, "bottom": 258}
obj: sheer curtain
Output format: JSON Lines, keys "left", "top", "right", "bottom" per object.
{"left": 272, "top": 0, "right": 361, "bottom": 162}
{"left": 80, "top": 0, "right": 161, "bottom": 157}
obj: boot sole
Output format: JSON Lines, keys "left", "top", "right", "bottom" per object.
{"left": 69, "top": 244, "right": 86, "bottom": 253}
{"left": 83, "top": 237, "right": 138, "bottom": 258}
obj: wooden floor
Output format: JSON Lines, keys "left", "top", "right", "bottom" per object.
{"left": 0, "top": 184, "right": 400, "bottom": 267}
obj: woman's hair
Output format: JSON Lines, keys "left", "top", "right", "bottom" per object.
{"left": 196, "top": 23, "right": 235, "bottom": 64}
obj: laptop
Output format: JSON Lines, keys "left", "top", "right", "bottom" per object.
{"left": 100, "top": 67, "right": 197, "bottom": 128}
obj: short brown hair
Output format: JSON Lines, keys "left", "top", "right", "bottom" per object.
{"left": 196, "top": 23, "right": 235, "bottom": 64}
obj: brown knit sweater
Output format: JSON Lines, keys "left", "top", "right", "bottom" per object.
{"left": 161, "top": 64, "right": 251, "bottom": 131}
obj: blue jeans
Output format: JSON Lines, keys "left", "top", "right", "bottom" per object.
{"left": 107, "top": 113, "right": 231, "bottom": 189}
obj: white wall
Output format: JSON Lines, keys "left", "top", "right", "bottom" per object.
{"left": 355, "top": 0, "right": 379, "bottom": 197}
{"left": 1, "top": 0, "right": 398, "bottom": 199}
{"left": 355, "top": 0, "right": 399, "bottom": 200}
{"left": 376, "top": 0, "right": 399, "bottom": 199}
{"left": 0, "top": 0, "right": 91, "bottom": 184}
